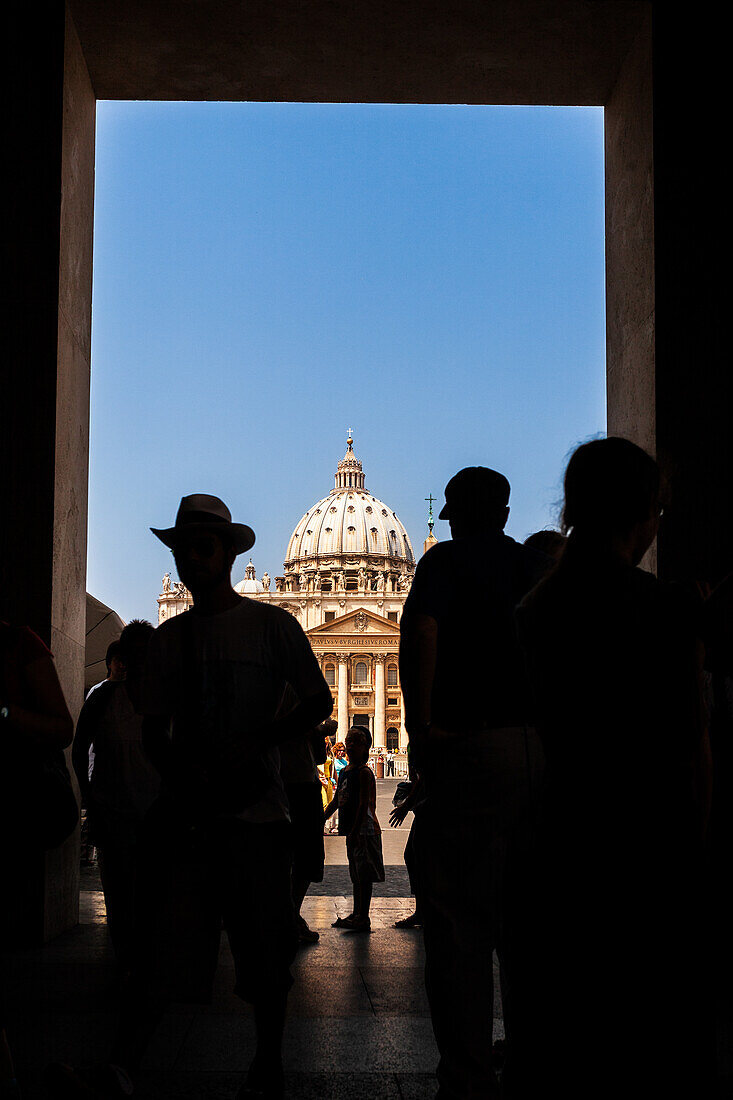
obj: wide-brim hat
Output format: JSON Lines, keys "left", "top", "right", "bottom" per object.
{"left": 151, "top": 494, "right": 255, "bottom": 555}
{"left": 439, "top": 467, "right": 511, "bottom": 520}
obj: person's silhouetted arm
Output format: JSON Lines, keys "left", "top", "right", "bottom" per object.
{"left": 268, "top": 686, "right": 333, "bottom": 746}
{"left": 389, "top": 776, "right": 424, "bottom": 827}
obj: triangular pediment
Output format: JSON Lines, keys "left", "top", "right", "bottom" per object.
{"left": 306, "top": 607, "right": 401, "bottom": 638}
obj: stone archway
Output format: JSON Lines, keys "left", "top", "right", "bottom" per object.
{"left": 6, "top": 0, "right": 730, "bottom": 942}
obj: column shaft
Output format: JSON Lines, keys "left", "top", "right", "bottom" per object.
{"left": 337, "top": 658, "right": 349, "bottom": 740}
{"left": 374, "top": 659, "right": 386, "bottom": 749}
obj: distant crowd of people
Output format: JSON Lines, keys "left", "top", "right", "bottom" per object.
{"left": 1, "top": 435, "right": 731, "bottom": 1099}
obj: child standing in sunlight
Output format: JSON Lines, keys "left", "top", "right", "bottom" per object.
{"left": 324, "top": 725, "right": 384, "bottom": 931}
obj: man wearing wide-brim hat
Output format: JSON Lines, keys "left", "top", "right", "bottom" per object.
{"left": 66, "top": 494, "right": 332, "bottom": 1100}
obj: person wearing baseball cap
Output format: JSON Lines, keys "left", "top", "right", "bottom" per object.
{"left": 437, "top": 466, "right": 511, "bottom": 526}
{"left": 399, "top": 465, "right": 552, "bottom": 1099}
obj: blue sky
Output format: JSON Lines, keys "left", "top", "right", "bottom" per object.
{"left": 88, "top": 102, "right": 606, "bottom": 622}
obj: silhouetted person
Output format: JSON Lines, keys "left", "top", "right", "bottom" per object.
{"left": 1, "top": 619, "right": 74, "bottom": 1099}
{"left": 399, "top": 466, "right": 551, "bottom": 1098}
{"left": 390, "top": 761, "right": 426, "bottom": 928}
{"left": 72, "top": 620, "right": 159, "bottom": 972}
{"left": 48, "top": 495, "right": 332, "bottom": 1100}
{"left": 515, "top": 437, "right": 713, "bottom": 1100}
{"left": 703, "top": 573, "right": 733, "bottom": 1052}
{"left": 279, "top": 712, "right": 337, "bottom": 944}
{"left": 325, "top": 725, "right": 385, "bottom": 931}
{"left": 522, "top": 528, "right": 566, "bottom": 560}
{"left": 87, "top": 639, "right": 126, "bottom": 697}
{"left": 81, "top": 640, "right": 126, "bottom": 863}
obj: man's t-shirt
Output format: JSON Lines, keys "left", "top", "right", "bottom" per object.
{"left": 404, "top": 533, "right": 551, "bottom": 730}
{"left": 277, "top": 685, "right": 319, "bottom": 786}
{"left": 141, "top": 597, "right": 328, "bottom": 824}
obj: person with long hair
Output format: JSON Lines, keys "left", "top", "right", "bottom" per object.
{"left": 325, "top": 742, "right": 347, "bottom": 834}
{"left": 512, "top": 437, "right": 712, "bottom": 1099}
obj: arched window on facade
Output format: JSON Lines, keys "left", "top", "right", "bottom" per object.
{"left": 387, "top": 727, "right": 399, "bottom": 751}
{"left": 387, "top": 663, "right": 398, "bottom": 687}
{"left": 324, "top": 663, "right": 335, "bottom": 687}
{"left": 354, "top": 661, "right": 368, "bottom": 684}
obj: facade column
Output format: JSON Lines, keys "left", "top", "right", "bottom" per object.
{"left": 400, "top": 690, "right": 406, "bottom": 752}
{"left": 337, "top": 653, "right": 349, "bottom": 740}
{"left": 374, "top": 655, "right": 386, "bottom": 749}
{"left": 3, "top": 7, "right": 95, "bottom": 942}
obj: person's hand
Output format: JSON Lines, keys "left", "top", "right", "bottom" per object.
{"left": 390, "top": 802, "right": 409, "bottom": 828}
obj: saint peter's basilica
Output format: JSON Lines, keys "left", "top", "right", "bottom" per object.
{"left": 157, "top": 436, "right": 436, "bottom": 750}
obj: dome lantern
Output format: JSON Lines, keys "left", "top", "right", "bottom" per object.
{"left": 333, "top": 432, "right": 366, "bottom": 492}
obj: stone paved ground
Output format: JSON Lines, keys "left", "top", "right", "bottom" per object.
{"left": 3, "top": 780, "right": 504, "bottom": 1099}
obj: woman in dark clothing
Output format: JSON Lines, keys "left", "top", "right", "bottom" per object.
{"left": 511, "top": 438, "right": 712, "bottom": 1100}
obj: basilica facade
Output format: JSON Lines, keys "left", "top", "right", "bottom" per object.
{"left": 157, "top": 437, "right": 433, "bottom": 751}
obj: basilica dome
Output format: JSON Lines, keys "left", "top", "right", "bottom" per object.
{"left": 284, "top": 437, "right": 415, "bottom": 573}
{"left": 234, "top": 560, "right": 264, "bottom": 594}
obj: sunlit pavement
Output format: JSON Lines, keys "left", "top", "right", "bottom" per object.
{"left": 5, "top": 780, "right": 507, "bottom": 1098}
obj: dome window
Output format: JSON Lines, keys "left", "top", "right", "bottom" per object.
{"left": 347, "top": 526, "right": 356, "bottom": 534}
{"left": 370, "top": 527, "right": 378, "bottom": 539}
{"left": 330, "top": 507, "right": 337, "bottom": 513}
{"left": 365, "top": 506, "right": 372, "bottom": 514}
{"left": 347, "top": 505, "right": 355, "bottom": 513}
{"left": 382, "top": 509, "right": 388, "bottom": 516}
{"left": 325, "top": 527, "right": 332, "bottom": 533}
{"left": 307, "top": 530, "right": 313, "bottom": 535}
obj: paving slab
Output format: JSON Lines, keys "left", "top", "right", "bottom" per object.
{"left": 137, "top": 1071, "right": 408, "bottom": 1100}
{"left": 168, "top": 1013, "right": 438, "bottom": 1075}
